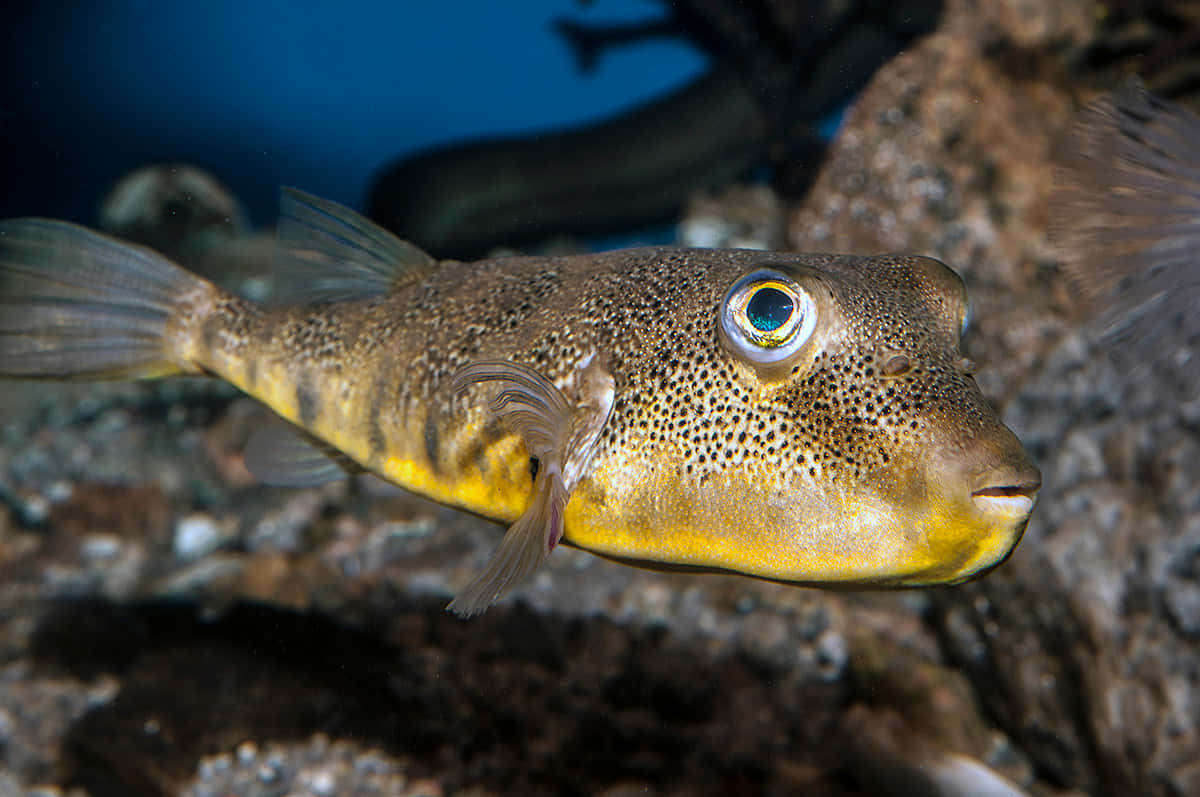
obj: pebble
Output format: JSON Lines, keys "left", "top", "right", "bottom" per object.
{"left": 46, "top": 480, "right": 73, "bottom": 503}
{"left": 174, "top": 514, "right": 222, "bottom": 560}
{"left": 256, "top": 762, "right": 280, "bottom": 785}
{"left": 249, "top": 493, "right": 323, "bottom": 553}
{"left": 180, "top": 735, "right": 427, "bottom": 797}
{"left": 15, "top": 491, "right": 50, "bottom": 525}
{"left": 79, "top": 534, "right": 122, "bottom": 561}
{"left": 236, "top": 740, "right": 258, "bottom": 764}
{"left": 26, "top": 787, "right": 65, "bottom": 797}
{"left": 300, "top": 767, "right": 337, "bottom": 796}
{"left": 1164, "top": 579, "right": 1200, "bottom": 638}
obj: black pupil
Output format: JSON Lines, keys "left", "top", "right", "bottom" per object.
{"left": 746, "top": 286, "right": 794, "bottom": 332}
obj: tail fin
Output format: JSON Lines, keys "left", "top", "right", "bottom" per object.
{"left": 0, "top": 219, "right": 205, "bottom": 379}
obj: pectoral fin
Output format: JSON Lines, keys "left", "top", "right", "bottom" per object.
{"left": 446, "top": 464, "right": 569, "bottom": 617}
{"left": 448, "top": 357, "right": 614, "bottom": 617}
{"left": 451, "top": 361, "right": 573, "bottom": 459}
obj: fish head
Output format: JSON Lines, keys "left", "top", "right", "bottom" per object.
{"left": 569, "top": 250, "right": 1040, "bottom": 587}
{"left": 762, "top": 252, "right": 1043, "bottom": 585}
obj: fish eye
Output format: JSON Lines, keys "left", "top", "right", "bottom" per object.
{"left": 720, "top": 269, "right": 817, "bottom": 368}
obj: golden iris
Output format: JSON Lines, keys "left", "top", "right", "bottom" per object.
{"left": 746, "top": 285, "right": 794, "bottom": 335}
{"left": 719, "top": 269, "right": 818, "bottom": 372}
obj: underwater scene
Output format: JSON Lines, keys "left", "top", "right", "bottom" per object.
{"left": 1, "top": 1, "right": 1198, "bottom": 795}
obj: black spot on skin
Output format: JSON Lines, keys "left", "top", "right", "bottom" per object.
{"left": 474, "top": 445, "right": 491, "bottom": 478}
{"left": 201, "top": 320, "right": 218, "bottom": 352}
{"left": 423, "top": 413, "right": 440, "bottom": 473}
{"left": 296, "top": 374, "right": 320, "bottom": 427}
{"left": 366, "top": 374, "right": 389, "bottom": 464}
{"left": 460, "top": 418, "right": 504, "bottom": 479}
{"left": 367, "top": 413, "right": 386, "bottom": 465}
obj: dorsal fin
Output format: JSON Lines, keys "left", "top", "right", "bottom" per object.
{"left": 272, "top": 188, "right": 437, "bottom": 304}
{"left": 243, "top": 421, "right": 364, "bottom": 487}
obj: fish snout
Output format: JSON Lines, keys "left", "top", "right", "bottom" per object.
{"left": 907, "top": 439, "right": 1041, "bottom": 585}
{"left": 970, "top": 459, "right": 1041, "bottom": 520}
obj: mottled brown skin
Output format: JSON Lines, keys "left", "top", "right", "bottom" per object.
{"left": 170, "top": 246, "right": 1037, "bottom": 588}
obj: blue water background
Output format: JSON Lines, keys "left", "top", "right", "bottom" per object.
{"left": 1, "top": 1, "right": 710, "bottom": 224}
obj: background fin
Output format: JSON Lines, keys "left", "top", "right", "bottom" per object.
{"left": 0, "top": 219, "right": 202, "bottom": 379}
{"left": 1050, "top": 81, "right": 1200, "bottom": 396}
{"left": 272, "top": 188, "right": 437, "bottom": 304}
{"left": 243, "top": 422, "right": 361, "bottom": 487}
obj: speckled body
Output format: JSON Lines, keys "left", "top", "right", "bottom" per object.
{"left": 174, "top": 246, "right": 1033, "bottom": 587}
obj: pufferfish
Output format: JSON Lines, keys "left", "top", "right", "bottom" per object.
{"left": 0, "top": 190, "right": 1040, "bottom": 616}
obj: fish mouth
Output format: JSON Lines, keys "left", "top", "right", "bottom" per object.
{"left": 970, "top": 481, "right": 1040, "bottom": 517}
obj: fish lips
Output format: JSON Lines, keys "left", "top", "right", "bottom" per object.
{"left": 970, "top": 479, "right": 1041, "bottom": 519}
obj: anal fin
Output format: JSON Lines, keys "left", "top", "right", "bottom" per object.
{"left": 243, "top": 421, "right": 364, "bottom": 487}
